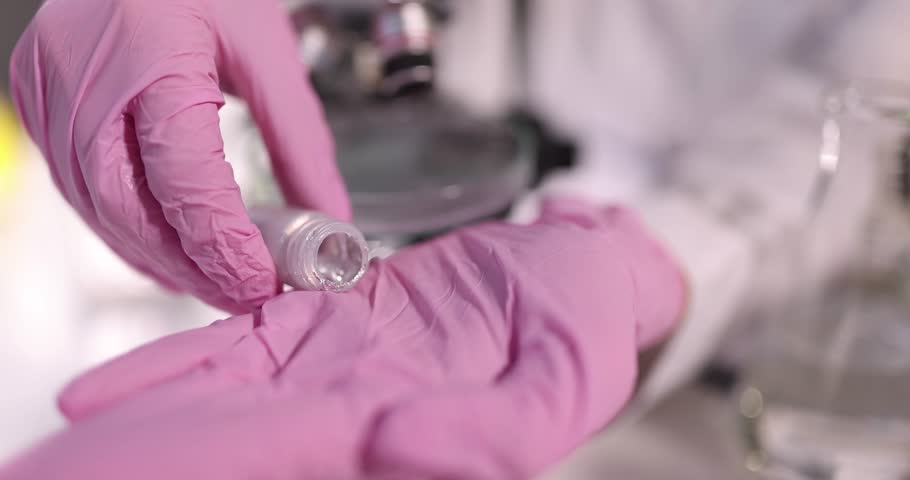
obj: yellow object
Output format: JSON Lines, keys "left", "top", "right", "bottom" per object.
{"left": 0, "top": 95, "right": 22, "bottom": 204}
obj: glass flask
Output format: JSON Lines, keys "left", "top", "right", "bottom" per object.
{"left": 739, "top": 80, "right": 910, "bottom": 480}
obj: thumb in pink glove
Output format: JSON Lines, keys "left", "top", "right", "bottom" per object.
{"left": 9, "top": 0, "right": 349, "bottom": 313}
{"left": 0, "top": 201, "right": 686, "bottom": 480}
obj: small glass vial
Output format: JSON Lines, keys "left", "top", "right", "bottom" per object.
{"left": 249, "top": 207, "right": 370, "bottom": 292}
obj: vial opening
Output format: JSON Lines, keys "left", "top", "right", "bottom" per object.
{"left": 315, "top": 232, "right": 367, "bottom": 290}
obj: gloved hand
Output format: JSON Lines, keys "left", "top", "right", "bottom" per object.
{"left": 8, "top": 0, "right": 349, "bottom": 313}
{"left": 0, "top": 201, "right": 685, "bottom": 480}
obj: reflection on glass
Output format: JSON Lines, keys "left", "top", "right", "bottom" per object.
{"left": 740, "top": 80, "right": 910, "bottom": 480}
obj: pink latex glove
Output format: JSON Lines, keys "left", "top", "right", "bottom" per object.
{"left": 0, "top": 202, "right": 685, "bottom": 480}
{"left": 8, "top": 0, "right": 349, "bottom": 313}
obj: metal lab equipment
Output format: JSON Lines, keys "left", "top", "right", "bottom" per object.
{"left": 285, "top": 0, "right": 537, "bottom": 243}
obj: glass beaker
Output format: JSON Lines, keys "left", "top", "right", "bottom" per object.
{"left": 739, "top": 80, "right": 910, "bottom": 480}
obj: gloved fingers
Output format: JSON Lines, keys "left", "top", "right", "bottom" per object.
{"left": 601, "top": 207, "right": 688, "bottom": 349}
{"left": 536, "top": 196, "right": 688, "bottom": 349}
{"left": 11, "top": 0, "right": 281, "bottom": 311}
{"left": 232, "top": 289, "right": 374, "bottom": 375}
{"left": 2, "top": 379, "right": 379, "bottom": 480}
{"left": 355, "top": 226, "right": 651, "bottom": 479}
{"left": 58, "top": 314, "right": 256, "bottom": 422}
{"left": 57, "top": 287, "right": 368, "bottom": 422}
{"left": 82, "top": 118, "right": 252, "bottom": 310}
{"left": 8, "top": 24, "right": 96, "bottom": 217}
{"left": 89, "top": 219, "right": 183, "bottom": 294}
{"left": 130, "top": 54, "right": 281, "bottom": 311}
{"left": 211, "top": 0, "right": 352, "bottom": 221}
{"left": 363, "top": 296, "right": 640, "bottom": 478}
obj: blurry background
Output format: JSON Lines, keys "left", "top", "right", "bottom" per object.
{"left": 0, "top": 2, "right": 38, "bottom": 92}
{"left": 4, "top": 1, "right": 910, "bottom": 479}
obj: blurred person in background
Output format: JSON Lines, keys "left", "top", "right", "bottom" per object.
{"left": 2, "top": 0, "right": 910, "bottom": 479}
